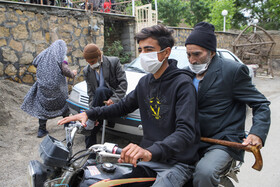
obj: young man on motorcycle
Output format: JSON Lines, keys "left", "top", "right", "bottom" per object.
{"left": 183, "top": 22, "right": 271, "bottom": 187}
{"left": 58, "top": 24, "right": 200, "bottom": 187}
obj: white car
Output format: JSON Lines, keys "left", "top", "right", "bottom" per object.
{"left": 67, "top": 47, "right": 253, "bottom": 141}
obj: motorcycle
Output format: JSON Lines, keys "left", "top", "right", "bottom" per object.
{"left": 27, "top": 122, "right": 254, "bottom": 187}
{"left": 27, "top": 122, "right": 141, "bottom": 187}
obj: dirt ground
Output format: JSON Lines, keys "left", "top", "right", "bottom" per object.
{"left": 0, "top": 79, "right": 131, "bottom": 187}
{"left": 0, "top": 74, "right": 279, "bottom": 187}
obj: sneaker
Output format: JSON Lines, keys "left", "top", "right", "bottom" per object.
{"left": 37, "top": 129, "right": 49, "bottom": 138}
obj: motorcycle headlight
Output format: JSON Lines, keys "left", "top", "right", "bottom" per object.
{"left": 27, "top": 160, "right": 51, "bottom": 187}
{"left": 27, "top": 162, "right": 36, "bottom": 187}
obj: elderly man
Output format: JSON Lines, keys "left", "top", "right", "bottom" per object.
{"left": 184, "top": 22, "right": 271, "bottom": 187}
{"left": 82, "top": 43, "right": 127, "bottom": 150}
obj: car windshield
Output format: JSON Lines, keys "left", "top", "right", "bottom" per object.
{"left": 124, "top": 58, "right": 145, "bottom": 73}
{"left": 169, "top": 47, "right": 189, "bottom": 69}
{"left": 124, "top": 47, "right": 190, "bottom": 73}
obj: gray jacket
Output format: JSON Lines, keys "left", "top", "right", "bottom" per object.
{"left": 83, "top": 55, "right": 127, "bottom": 107}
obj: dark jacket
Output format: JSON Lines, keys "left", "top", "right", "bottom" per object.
{"left": 196, "top": 55, "right": 271, "bottom": 161}
{"left": 83, "top": 55, "right": 127, "bottom": 106}
{"left": 86, "top": 59, "right": 200, "bottom": 165}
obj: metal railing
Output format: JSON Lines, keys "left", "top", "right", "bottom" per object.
{"left": 20, "top": 0, "right": 141, "bottom": 15}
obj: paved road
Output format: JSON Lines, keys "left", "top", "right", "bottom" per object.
{"left": 234, "top": 76, "right": 280, "bottom": 187}
{"left": 107, "top": 76, "right": 280, "bottom": 186}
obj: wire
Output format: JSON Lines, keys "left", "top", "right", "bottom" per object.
{"left": 69, "top": 152, "right": 92, "bottom": 165}
{"left": 68, "top": 149, "right": 88, "bottom": 161}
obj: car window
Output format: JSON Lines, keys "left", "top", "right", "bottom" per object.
{"left": 219, "top": 51, "right": 238, "bottom": 62}
{"left": 169, "top": 48, "right": 189, "bottom": 69}
{"left": 124, "top": 58, "right": 146, "bottom": 73}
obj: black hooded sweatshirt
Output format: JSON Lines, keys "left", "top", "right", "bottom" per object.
{"left": 86, "top": 59, "right": 200, "bottom": 165}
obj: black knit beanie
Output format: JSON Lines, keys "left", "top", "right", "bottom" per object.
{"left": 185, "top": 22, "right": 217, "bottom": 52}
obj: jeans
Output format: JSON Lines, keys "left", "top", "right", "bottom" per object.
{"left": 193, "top": 149, "right": 232, "bottom": 187}
{"left": 152, "top": 162, "right": 194, "bottom": 187}
{"left": 115, "top": 161, "right": 194, "bottom": 187}
{"left": 85, "top": 86, "right": 113, "bottom": 149}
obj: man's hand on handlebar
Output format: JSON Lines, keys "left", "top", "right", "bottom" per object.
{"left": 57, "top": 112, "right": 88, "bottom": 127}
{"left": 242, "top": 134, "right": 263, "bottom": 149}
{"left": 118, "top": 143, "right": 152, "bottom": 167}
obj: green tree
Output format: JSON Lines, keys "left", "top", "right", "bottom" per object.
{"left": 231, "top": 0, "right": 248, "bottom": 29}
{"left": 268, "top": 0, "right": 280, "bottom": 29}
{"left": 209, "top": 0, "right": 236, "bottom": 31}
{"left": 157, "top": 0, "right": 187, "bottom": 26}
{"left": 103, "top": 41, "right": 131, "bottom": 64}
{"left": 184, "top": 0, "right": 212, "bottom": 27}
{"left": 241, "top": 0, "right": 280, "bottom": 30}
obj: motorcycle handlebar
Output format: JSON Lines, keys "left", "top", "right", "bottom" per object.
{"left": 103, "top": 142, "right": 122, "bottom": 155}
{"left": 115, "top": 147, "right": 122, "bottom": 154}
{"left": 111, "top": 147, "right": 122, "bottom": 154}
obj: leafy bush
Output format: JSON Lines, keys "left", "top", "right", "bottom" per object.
{"left": 103, "top": 40, "right": 131, "bottom": 64}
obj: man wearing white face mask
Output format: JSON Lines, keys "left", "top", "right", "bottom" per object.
{"left": 58, "top": 25, "right": 200, "bottom": 187}
{"left": 82, "top": 43, "right": 127, "bottom": 151}
{"left": 184, "top": 22, "right": 270, "bottom": 187}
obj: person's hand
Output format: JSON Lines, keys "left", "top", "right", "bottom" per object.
{"left": 118, "top": 143, "right": 152, "bottom": 167}
{"left": 57, "top": 112, "right": 88, "bottom": 127}
{"left": 104, "top": 99, "right": 114, "bottom": 106}
{"left": 242, "top": 134, "right": 263, "bottom": 149}
{"left": 72, "top": 70, "right": 78, "bottom": 76}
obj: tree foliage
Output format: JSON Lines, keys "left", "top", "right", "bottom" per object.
{"left": 184, "top": 0, "right": 212, "bottom": 27}
{"left": 157, "top": 0, "right": 187, "bottom": 26}
{"left": 240, "top": 0, "right": 280, "bottom": 30}
{"left": 103, "top": 41, "right": 131, "bottom": 64}
{"left": 230, "top": 0, "right": 248, "bottom": 29}
{"left": 149, "top": 0, "right": 279, "bottom": 30}
{"left": 208, "top": 0, "right": 236, "bottom": 31}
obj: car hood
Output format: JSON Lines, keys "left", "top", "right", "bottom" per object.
{"left": 73, "top": 70, "right": 146, "bottom": 96}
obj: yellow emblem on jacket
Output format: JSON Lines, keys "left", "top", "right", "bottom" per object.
{"left": 149, "top": 97, "right": 161, "bottom": 119}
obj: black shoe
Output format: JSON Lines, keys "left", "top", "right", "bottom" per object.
{"left": 37, "top": 129, "right": 49, "bottom": 138}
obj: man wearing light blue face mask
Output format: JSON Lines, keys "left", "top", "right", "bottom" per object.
{"left": 58, "top": 24, "right": 200, "bottom": 187}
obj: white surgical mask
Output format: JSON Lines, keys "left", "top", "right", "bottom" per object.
{"left": 139, "top": 49, "right": 166, "bottom": 74}
{"left": 90, "top": 62, "right": 100, "bottom": 69}
{"left": 189, "top": 57, "right": 212, "bottom": 74}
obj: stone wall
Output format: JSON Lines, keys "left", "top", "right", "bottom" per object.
{"left": 0, "top": 0, "right": 135, "bottom": 85}
{"left": 172, "top": 27, "right": 240, "bottom": 51}
{"left": 0, "top": 1, "right": 105, "bottom": 84}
